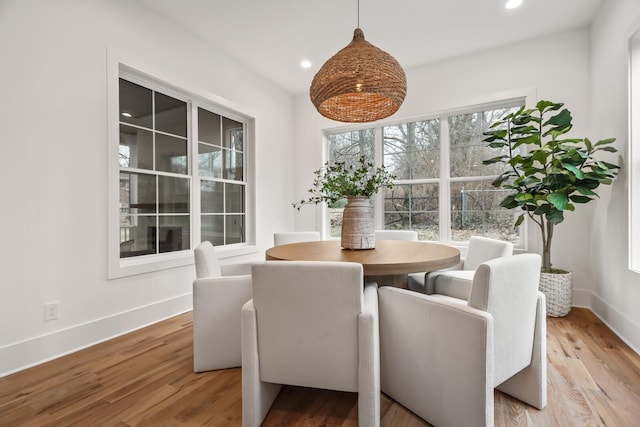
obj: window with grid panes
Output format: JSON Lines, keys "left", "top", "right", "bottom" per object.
{"left": 118, "top": 79, "right": 190, "bottom": 258}
{"left": 325, "top": 99, "right": 524, "bottom": 245}
{"left": 117, "top": 76, "right": 248, "bottom": 262}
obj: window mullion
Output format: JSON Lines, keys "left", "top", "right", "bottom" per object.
{"left": 375, "top": 127, "right": 384, "bottom": 230}
{"left": 439, "top": 116, "right": 451, "bottom": 244}
{"left": 152, "top": 90, "right": 159, "bottom": 253}
{"left": 191, "top": 103, "right": 200, "bottom": 247}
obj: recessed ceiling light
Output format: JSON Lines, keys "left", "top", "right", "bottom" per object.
{"left": 505, "top": 0, "right": 523, "bottom": 9}
{"left": 300, "top": 60, "right": 312, "bottom": 69}
{"left": 121, "top": 112, "right": 132, "bottom": 118}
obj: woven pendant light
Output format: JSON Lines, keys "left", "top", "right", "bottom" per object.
{"left": 310, "top": 27, "right": 407, "bottom": 123}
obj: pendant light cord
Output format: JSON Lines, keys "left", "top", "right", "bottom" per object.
{"left": 357, "top": 0, "right": 360, "bottom": 28}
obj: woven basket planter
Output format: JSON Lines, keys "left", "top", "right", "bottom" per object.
{"left": 341, "top": 196, "right": 375, "bottom": 250}
{"left": 539, "top": 270, "right": 573, "bottom": 317}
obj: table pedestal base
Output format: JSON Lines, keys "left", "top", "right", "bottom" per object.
{"left": 367, "top": 274, "right": 408, "bottom": 288}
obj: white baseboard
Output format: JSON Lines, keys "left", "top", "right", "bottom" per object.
{"left": 573, "top": 288, "right": 640, "bottom": 355}
{"left": 0, "top": 293, "right": 192, "bottom": 378}
{"left": 3, "top": 288, "right": 638, "bottom": 378}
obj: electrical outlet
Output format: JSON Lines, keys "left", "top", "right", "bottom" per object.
{"left": 44, "top": 302, "right": 59, "bottom": 321}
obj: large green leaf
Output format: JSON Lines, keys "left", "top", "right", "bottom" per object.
{"left": 534, "top": 204, "right": 551, "bottom": 215}
{"left": 514, "top": 214, "right": 525, "bottom": 227}
{"left": 488, "top": 121, "right": 504, "bottom": 129}
{"left": 491, "top": 172, "right": 511, "bottom": 187}
{"left": 579, "top": 179, "right": 600, "bottom": 189}
{"left": 512, "top": 134, "right": 540, "bottom": 148}
{"left": 483, "top": 155, "right": 507, "bottom": 165}
{"left": 500, "top": 196, "right": 520, "bottom": 209}
{"left": 594, "top": 137, "right": 617, "bottom": 147}
{"left": 536, "top": 100, "right": 563, "bottom": 113}
{"left": 547, "top": 192, "right": 569, "bottom": 210}
{"left": 562, "top": 163, "right": 584, "bottom": 179}
{"left": 512, "top": 110, "right": 536, "bottom": 124}
{"left": 584, "top": 172, "right": 612, "bottom": 184}
{"left": 600, "top": 161, "right": 621, "bottom": 170}
{"left": 515, "top": 193, "right": 534, "bottom": 202}
{"left": 576, "top": 186, "right": 598, "bottom": 196}
{"left": 509, "top": 155, "right": 524, "bottom": 167}
{"left": 595, "top": 146, "right": 618, "bottom": 153}
{"left": 487, "top": 141, "right": 508, "bottom": 148}
{"left": 570, "top": 195, "right": 592, "bottom": 203}
{"left": 542, "top": 109, "right": 573, "bottom": 136}
{"left": 531, "top": 150, "right": 548, "bottom": 164}
{"left": 542, "top": 173, "right": 571, "bottom": 189}
{"left": 483, "top": 129, "right": 507, "bottom": 141}
{"left": 546, "top": 208, "right": 565, "bottom": 224}
{"left": 544, "top": 108, "right": 571, "bottom": 126}
{"left": 584, "top": 138, "right": 593, "bottom": 152}
{"left": 523, "top": 167, "right": 543, "bottom": 176}
{"left": 522, "top": 176, "right": 541, "bottom": 185}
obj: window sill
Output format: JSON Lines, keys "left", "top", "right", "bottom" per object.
{"left": 108, "top": 244, "right": 260, "bottom": 279}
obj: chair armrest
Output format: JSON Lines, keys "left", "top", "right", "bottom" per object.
{"left": 242, "top": 299, "right": 282, "bottom": 426}
{"left": 496, "top": 292, "right": 547, "bottom": 409}
{"left": 411, "top": 261, "right": 464, "bottom": 294}
{"left": 428, "top": 269, "right": 475, "bottom": 299}
{"left": 378, "top": 287, "right": 494, "bottom": 427}
{"left": 193, "top": 275, "right": 252, "bottom": 372}
{"left": 362, "top": 281, "right": 379, "bottom": 317}
{"left": 358, "top": 281, "right": 380, "bottom": 427}
{"left": 193, "top": 275, "right": 252, "bottom": 311}
{"left": 220, "top": 262, "right": 253, "bottom": 276}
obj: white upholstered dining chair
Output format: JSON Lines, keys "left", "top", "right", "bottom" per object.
{"left": 379, "top": 253, "right": 546, "bottom": 427}
{"left": 192, "top": 241, "right": 253, "bottom": 372}
{"left": 242, "top": 261, "right": 380, "bottom": 427}
{"left": 374, "top": 229, "right": 418, "bottom": 241}
{"left": 407, "top": 235, "right": 513, "bottom": 299}
{"left": 273, "top": 231, "right": 320, "bottom": 246}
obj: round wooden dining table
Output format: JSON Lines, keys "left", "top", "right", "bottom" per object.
{"left": 266, "top": 240, "right": 460, "bottom": 287}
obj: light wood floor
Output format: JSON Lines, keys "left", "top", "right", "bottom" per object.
{"left": 1, "top": 308, "right": 639, "bottom": 426}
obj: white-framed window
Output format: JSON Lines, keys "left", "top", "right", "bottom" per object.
{"left": 325, "top": 98, "right": 526, "bottom": 246}
{"left": 108, "top": 63, "right": 253, "bottom": 278}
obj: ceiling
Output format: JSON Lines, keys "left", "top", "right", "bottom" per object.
{"left": 136, "top": 0, "right": 604, "bottom": 95}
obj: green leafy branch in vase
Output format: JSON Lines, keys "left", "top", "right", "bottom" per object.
{"left": 293, "top": 155, "right": 396, "bottom": 210}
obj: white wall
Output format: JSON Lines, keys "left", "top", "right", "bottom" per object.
{"left": 295, "top": 28, "right": 592, "bottom": 276}
{"left": 0, "top": 0, "right": 295, "bottom": 376}
{"left": 588, "top": 0, "right": 640, "bottom": 351}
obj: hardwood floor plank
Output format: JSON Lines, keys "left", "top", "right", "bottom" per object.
{"left": 1, "top": 308, "right": 639, "bottom": 426}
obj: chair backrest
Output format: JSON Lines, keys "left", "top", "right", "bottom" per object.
{"left": 374, "top": 230, "right": 418, "bottom": 241}
{"left": 468, "top": 253, "right": 541, "bottom": 384}
{"left": 464, "top": 236, "right": 514, "bottom": 270}
{"left": 251, "top": 261, "right": 363, "bottom": 392}
{"left": 194, "top": 241, "right": 221, "bottom": 278}
{"left": 273, "top": 231, "right": 320, "bottom": 246}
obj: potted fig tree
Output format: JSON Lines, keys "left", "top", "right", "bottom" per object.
{"left": 483, "top": 100, "right": 620, "bottom": 316}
